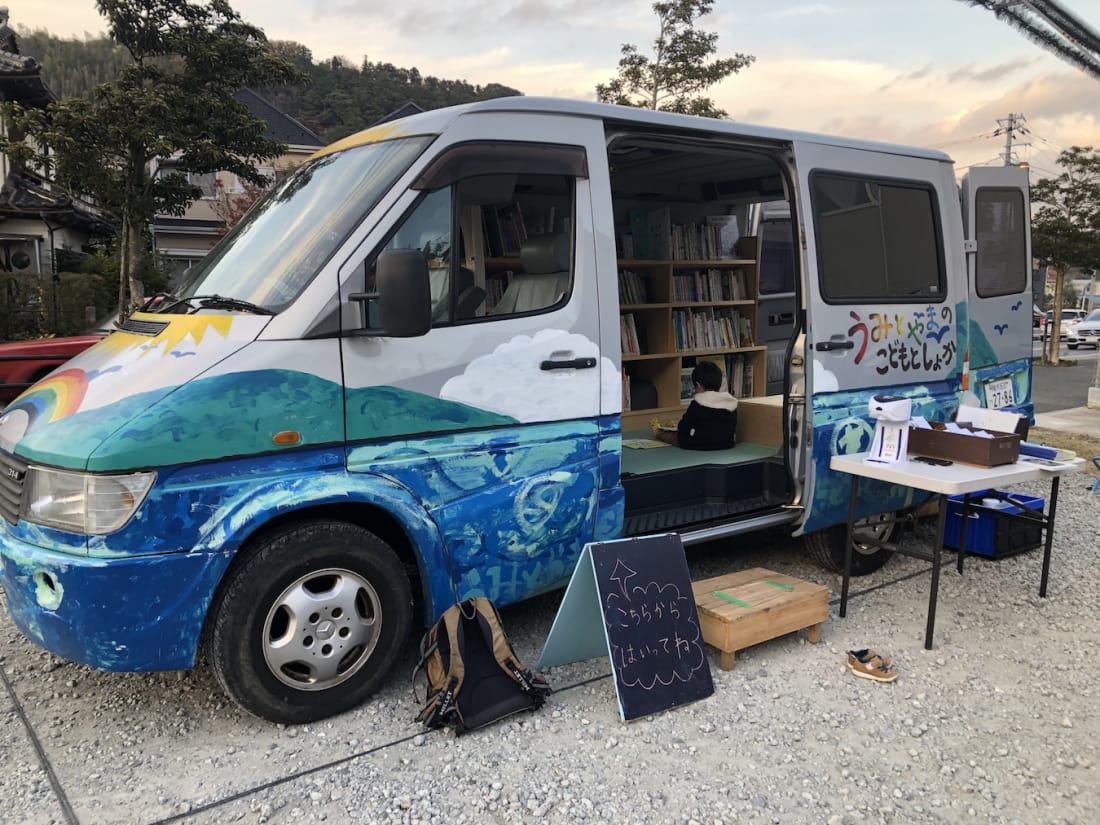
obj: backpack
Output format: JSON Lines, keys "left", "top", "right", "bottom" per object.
{"left": 413, "top": 597, "right": 551, "bottom": 733}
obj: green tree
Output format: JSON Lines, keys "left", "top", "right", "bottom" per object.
{"left": 596, "top": 0, "right": 754, "bottom": 118}
{"left": 1031, "top": 146, "right": 1100, "bottom": 365}
{"left": 0, "top": 0, "right": 307, "bottom": 318}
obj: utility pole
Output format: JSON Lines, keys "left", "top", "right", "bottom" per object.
{"left": 993, "top": 113, "right": 1030, "bottom": 166}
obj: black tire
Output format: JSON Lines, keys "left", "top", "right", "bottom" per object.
{"left": 207, "top": 520, "right": 412, "bottom": 723}
{"left": 804, "top": 513, "right": 897, "bottom": 575}
{"left": 1068, "top": 344, "right": 1078, "bottom": 350}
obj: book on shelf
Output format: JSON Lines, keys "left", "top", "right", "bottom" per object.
{"left": 482, "top": 207, "right": 504, "bottom": 257}
{"left": 737, "top": 314, "right": 754, "bottom": 347}
{"left": 741, "top": 362, "right": 755, "bottom": 397}
{"left": 493, "top": 203, "right": 527, "bottom": 255}
{"left": 628, "top": 208, "right": 651, "bottom": 259}
{"left": 729, "top": 355, "right": 745, "bottom": 398}
{"left": 622, "top": 367, "right": 631, "bottom": 412}
{"left": 680, "top": 367, "right": 695, "bottom": 405}
{"left": 706, "top": 215, "right": 740, "bottom": 260}
{"left": 620, "top": 313, "right": 642, "bottom": 355}
{"left": 647, "top": 205, "right": 672, "bottom": 260}
{"left": 618, "top": 269, "right": 648, "bottom": 304}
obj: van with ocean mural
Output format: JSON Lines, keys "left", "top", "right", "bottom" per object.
{"left": 0, "top": 99, "right": 1032, "bottom": 722}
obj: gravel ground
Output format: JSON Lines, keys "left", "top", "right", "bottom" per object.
{"left": 1, "top": 474, "right": 1098, "bottom": 825}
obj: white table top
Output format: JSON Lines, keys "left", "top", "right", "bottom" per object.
{"left": 830, "top": 452, "right": 1083, "bottom": 496}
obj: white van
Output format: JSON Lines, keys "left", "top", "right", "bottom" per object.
{"left": 0, "top": 98, "right": 1033, "bottom": 722}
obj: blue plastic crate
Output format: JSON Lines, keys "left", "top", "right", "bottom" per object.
{"left": 943, "top": 489, "right": 1045, "bottom": 558}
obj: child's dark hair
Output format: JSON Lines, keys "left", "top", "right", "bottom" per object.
{"left": 691, "top": 360, "right": 723, "bottom": 392}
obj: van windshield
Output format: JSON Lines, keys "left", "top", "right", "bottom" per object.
{"left": 176, "top": 135, "right": 434, "bottom": 311}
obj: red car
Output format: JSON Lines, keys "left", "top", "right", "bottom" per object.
{"left": 0, "top": 333, "right": 106, "bottom": 404}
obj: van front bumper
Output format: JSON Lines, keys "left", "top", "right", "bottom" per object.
{"left": 0, "top": 534, "right": 231, "bottom": 672}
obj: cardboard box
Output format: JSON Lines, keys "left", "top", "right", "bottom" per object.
{"left": 735, "top": 236, "right": 758, "bottom": 260}
{"left": 737, "top": 395, "right": 783, "bottom": 447}
{"left": 944, "top": 489, "right": 1045, "bottom": 558}
{"left": 907, "top": 422, "right": 1021, "bottom": 466}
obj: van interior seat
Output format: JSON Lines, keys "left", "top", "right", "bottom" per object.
{"left": 491, "top": 233, "right": 571, "bottom": 315}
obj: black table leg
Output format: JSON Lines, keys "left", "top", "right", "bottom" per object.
{"left": 840, "top": 474, "right": 859, "bottom": 618}
{"left": 1039, "top": 475, "right": 1060, "bottom": 598}
{"left": 925, "top": 495, "right": 947, "bottom": 650}
{"left": 956, "top": 493, "right": 971, "bottom": 575}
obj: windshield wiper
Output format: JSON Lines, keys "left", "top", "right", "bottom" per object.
{"left": 138, "top": 292, "right": 275, "bottom": 316}
{"left": 189, "top": 295, "right": 276, "bottom": 316}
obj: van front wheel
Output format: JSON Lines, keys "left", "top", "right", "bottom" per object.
{"left": 208, "top": 520, "right": 412, "bottom": 724}
{"left": 804, "top": 514, "right": 896, "bottom": 575}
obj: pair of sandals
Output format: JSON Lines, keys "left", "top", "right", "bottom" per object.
{"left": 846, "top": 648, "right": 898, "bottom": 682}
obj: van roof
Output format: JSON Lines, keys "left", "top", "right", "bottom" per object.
{"left": 316, "top": 96, "right": 955, "bottom": 165}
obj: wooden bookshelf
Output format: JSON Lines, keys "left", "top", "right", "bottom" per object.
{"left": 620, "top": 256, "right": 766, "bottom": 432}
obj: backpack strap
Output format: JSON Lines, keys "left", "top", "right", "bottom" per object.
{"left": 470, "top": 597, "right": 552, "bottom": 700}
{"left": 415, "top": 600, "right": 470, "bottom": 728}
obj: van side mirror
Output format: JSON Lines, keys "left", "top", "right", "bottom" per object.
{"left": 350, "top": 249, "right": 433, "bottom": 337}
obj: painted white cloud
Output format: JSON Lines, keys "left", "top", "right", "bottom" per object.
{"left": 813, "top": 358, "right": 839, "bottom": 393}
{"left": 440, "top": 329, "right": 620, "bottom": 421}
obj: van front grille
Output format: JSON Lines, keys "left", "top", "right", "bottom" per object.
{"left": 119, "top": 318, "right": 169, "bottom": 336}
{"left": 0, "top": 450, "right": 27, "bottom": 524}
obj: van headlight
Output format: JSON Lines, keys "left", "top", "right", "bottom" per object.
{"left": 24, "top": 466, "right": 155, "bottom": 535}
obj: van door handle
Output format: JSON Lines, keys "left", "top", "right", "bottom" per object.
{"left": 814, "top": 340, "right": 854, "bottom": 352}
{"left": 540, "top": 357, "right": 597, "bottom": 370}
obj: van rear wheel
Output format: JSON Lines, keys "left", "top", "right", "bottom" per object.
{"left": 208, "top": 520, "right": 412, "bottom": 723}
{"left": 804, "top": 513, "right": 896, "bottom": 575}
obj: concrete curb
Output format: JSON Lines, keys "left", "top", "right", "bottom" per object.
{"left": 1033, "top": 406, "right": 1100, "bottom": 439}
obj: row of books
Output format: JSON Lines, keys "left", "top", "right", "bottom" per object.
{"left": 672, "top": 268, "right": 749, "bottom": 303}
{"left": 618, "top": 269, "right": 650, "bottom": 304}
{"left": 624, "top": 207, "right": 743, "bottom": 261}
{"left": 482, "top": 203, "right": 528, "bottom": 257}
{"left": 673, "top": 308, "right": 754, "bottom": 352}
{"left": 670, "top": 216, "right": 740, "bottom": 261}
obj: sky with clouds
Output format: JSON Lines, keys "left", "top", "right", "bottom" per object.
{"left": 15, "top": 0, "right": 1100, "bottom": 179}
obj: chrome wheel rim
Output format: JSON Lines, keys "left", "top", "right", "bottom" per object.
{"left": 852, "top": 513, "right": 894, "bottom": 557}
{"left": 262, "top": 567, "right": 382, "bottom": 691}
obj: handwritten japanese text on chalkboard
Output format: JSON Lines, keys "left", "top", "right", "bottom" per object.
{"left": 603, "top": 559, "right": 708, "bottom": 690}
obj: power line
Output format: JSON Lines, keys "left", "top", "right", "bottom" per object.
{"left": 956, "top": 1, "right": 1100, "bottom": 78}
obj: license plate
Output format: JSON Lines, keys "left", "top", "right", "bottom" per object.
{"left": 985, "top": 378, "right": 1015, "bottom": 409}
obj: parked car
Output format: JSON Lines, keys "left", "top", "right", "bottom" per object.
{"left": 1067, "top": 308, "right": 1100, "bottom": 349}
{"left": 1043, "top": 308, "right": 1086, "bottom": 340}
{"left": 0, "top": 316, "right": 115, "bottom": 404}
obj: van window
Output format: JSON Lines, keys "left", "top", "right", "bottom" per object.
{"left": 361, "top": 167, "right": 577, "bottom": 326}
{"left": 758, "top": 217, "right": 797, "bottom": 296}
{"left": 974, "top": 187, "right": 1027, "bottom": 297}
{"left": 811, "top": 173, "right": 944, "bottom": 303}
{"left": 476, "top": 173, "right": 575, "bottom": 318}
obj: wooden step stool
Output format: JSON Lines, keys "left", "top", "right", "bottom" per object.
{"left": 692, "top": 568, "right": 828, "bottom": 671}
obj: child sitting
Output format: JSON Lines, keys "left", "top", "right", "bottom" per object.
{"left": 655, "top": 360, "right": 738, "bottom": 450}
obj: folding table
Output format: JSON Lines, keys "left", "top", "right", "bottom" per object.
{"left": 829, "top": 453, "right": 1082, "bottom": 649}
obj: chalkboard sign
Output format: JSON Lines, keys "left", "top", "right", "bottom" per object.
{"left": 538, "top": 533, "right": 714, "bottom": 721}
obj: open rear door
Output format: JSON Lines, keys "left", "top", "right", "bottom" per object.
{"left": 793, "top": 140, "right": 965, "bottom": 533}
{"left": 960, "top": 165, "right": 1033, "bottom": 415}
